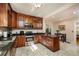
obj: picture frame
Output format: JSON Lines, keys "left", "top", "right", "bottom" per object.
{"left": 58, "top": 25, "right": 65, "bottom": 31}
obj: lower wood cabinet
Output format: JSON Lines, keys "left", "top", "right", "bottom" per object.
{"left": 34, "top": 35, "right": 60, "bottom": 52}
{"left": 34, "top": 35, "right": 41, "bottom": 44}
{"left": 12, "top": 36, "right": 25, "bottom": 48}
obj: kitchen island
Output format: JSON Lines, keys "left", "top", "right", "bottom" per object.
{"left": 34, "top": 34, "right": 60, "bottom": 52}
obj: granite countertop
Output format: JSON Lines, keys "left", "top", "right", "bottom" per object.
{"left": 12, "top": 32, "right": 45, "bottom": 36}
{"left": 0, "top": 37, "right": 12, "bottom": 41}
{"left": 0, "top": 36, "right": 16, "bottom": 56}
{"left": 0, "top": 42, "right": 12, "bottom": 56}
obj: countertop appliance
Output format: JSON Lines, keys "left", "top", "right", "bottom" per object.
{"left": 20, "top": 31, "right": 24, "bottom": 35}
{"left": 0, "top": 31, "right": 2, "bottom": 37}
{"left": 25, "top": 24, "right": 33, "bottom": 29}
{"left": 3, "top": 31, "right": 8, "bottom": 38}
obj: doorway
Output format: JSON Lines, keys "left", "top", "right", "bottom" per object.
{"left": 75, "top": 21, "right": 79, "bottom": 46}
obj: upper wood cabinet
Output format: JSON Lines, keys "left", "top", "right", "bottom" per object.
{"left": 17, "top": 13, "right": 30, "bottom": 23}
{"left": 0, "top": 3, "right": 12, "bottom": 27}
{"left": 0, "top": 3, "right": 17, "bottom": 29}
{"left": 8, "top": 4, "right": 12, "bottom": 27}
{"left": 0, "top": 3, "right": 8, "bottom": 26}
{"left": 11, "top": 11, "right": 17, "bottom": 28}
{"left": 17, "top": 13, "right": 43, "bottom": 29}
{"left": 0, "top": 3, "right": 43, "bottom": 29}
{"left": 32, "top": 17, "right": 43, "bottom": 29}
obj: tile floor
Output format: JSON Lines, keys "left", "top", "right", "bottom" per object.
{"left": 15, "top": 41, "right": 79, "bottom": 56}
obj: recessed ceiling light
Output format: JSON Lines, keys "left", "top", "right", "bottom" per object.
{"left": 73, "top": 11, "right": 76, "bottom": 14}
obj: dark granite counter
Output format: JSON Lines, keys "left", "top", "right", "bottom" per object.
{"left": 0, "top": 32, "right": 45, "bottom": 56}
{"left": 12, "top": 33, "right": 45, "bottom": 36}
{"left": 0, "top": 37, "right": 12, "bottom": 41}
{"left": 0, "top": 42, "right": 12, "bottom": 56}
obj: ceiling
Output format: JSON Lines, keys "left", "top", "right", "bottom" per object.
{"left": 10, "top": 3, "right": 69, "bottom": 17}
{"left": 10, "top": 3, "right": 79, "bottom": 22}
{"left": 45, "top": 4, "right": 79, "bottom": 22}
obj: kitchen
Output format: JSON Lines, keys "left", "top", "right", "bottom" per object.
{"left": 0, "top": 3, "right": 60, "bottom": 56}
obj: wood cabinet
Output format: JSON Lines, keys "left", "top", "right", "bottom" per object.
{"left": 0, "top": 3, "right": 13, "bottom": 28}
{"left": 34, "top": 35, "right": 60, "bottom": 52}
{"left": 0, "top": 3, "right": 42, "bottom": 29}
{"left": 0, "top": 3, "right": 8, "bottom": 26}
{"left": 13, "top": 36, "right": 25, "bottom": 48}
{"left": 17, "top": 13, "right": 43, "bottom": 29}
{"left": 0, "top": 3, "right": 17, "bottom": 28}
{"left": 8, "top": 4, "right": 17, "bottom": 28}
{"left": 76, "top": 35, "right": 79, "bottom": 45}
{"left": 17, "top": 13, "right": 30, "bottom": 23}
{"left": 11, "top": 11, "right": 17, "bottom": 28}
{"left": 8, "top": 4, "right": 12, "bottom": 27}
{"left": 17, "top": 13, "right": 29, "bottom": 28}
{"left": 34, "top": 35, "right": 41, "bottom": 43}
{"left": 32, "top": 17, "right": 43, "bottom": 29}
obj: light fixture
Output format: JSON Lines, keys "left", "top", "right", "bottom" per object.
{"left": 31, "top": 3, "right": 42, "bottom": 11}
{"left": 32, "top": 3, "right": 42, "bottom": 8}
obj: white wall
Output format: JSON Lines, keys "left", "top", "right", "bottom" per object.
{"left": 44, "top": 17, "right": 77, "bottom": 45}
{"left": 44, "top": 18, "right": 55, "bottom": 35}
{"left": 54, "top": 20, "right": 75, "bottom": 44}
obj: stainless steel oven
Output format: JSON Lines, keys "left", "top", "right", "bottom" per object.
{"left": 25, "top": 31, "right": 34, "bottom": 42}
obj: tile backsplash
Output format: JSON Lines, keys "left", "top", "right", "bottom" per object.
{"left": 12, "top": 29, "right": 45, "bottom": 34}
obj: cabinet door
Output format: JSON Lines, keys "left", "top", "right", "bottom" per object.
{"left": 34, "top": 35, "right": 39, "bottom": 43}
{"left": 17, "top": 13, "right": 27, "bottom": 28}
{"left": 14, "top": 36, "right": 25, "bottom": 47}
{"left": 34, "top": 35, "right": 42, "bottom": 43}
{"left": 16, "top": 13, "right": 43, "bottom": 29}
{"left": 8, "top": 4, "right": 13, "bottom": 27}
{"left": 28, "top": 16, "right": 33, "bottom": 25}
{"left": 12, "top": 11, "right": 17, "bottom": 29}
{"left": 8, "top": 11, "right": 12, "bottom": 27}
{"left": 52, "top": 37, "right": 60, "bottom": 51}
{"left": 32, "top": 17, "right": 43, "bottom": 29}
{"left": 0, "top": 3, "right": 8, "bottom": 26}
